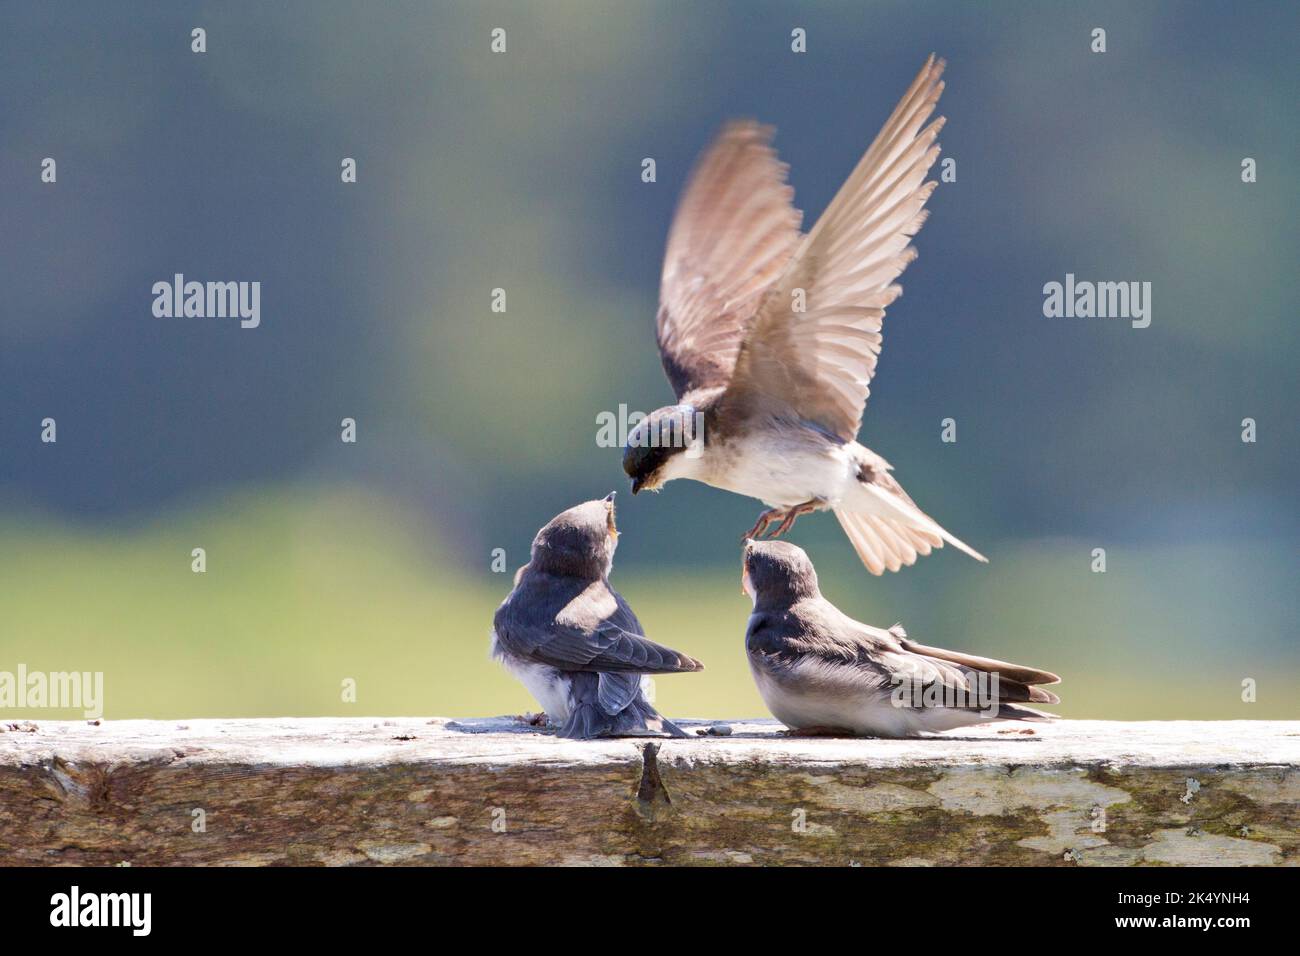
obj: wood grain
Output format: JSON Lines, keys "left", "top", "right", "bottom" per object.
{"left": 2, "top": 718, "right": 1296, "bottom": 866}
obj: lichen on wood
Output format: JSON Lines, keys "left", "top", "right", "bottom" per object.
{"left": 1, "top": 717, "right": 1295, "bottom": 866}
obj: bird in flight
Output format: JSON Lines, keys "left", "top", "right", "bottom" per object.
{"left": 622, "top": 55, "right": 986, "bottom": 574}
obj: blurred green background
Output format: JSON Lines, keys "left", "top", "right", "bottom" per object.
{"left": 1, "top": 2, "right": 1296, "bottom": 720}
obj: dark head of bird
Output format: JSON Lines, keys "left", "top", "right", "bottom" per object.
{"left": 529, "top": 493, "right": 620, "bottom": 579}
{"left": 622, "top": 404, "right": 702, "bottom": 494}
{"left": 742, "top": 539, "right": 821, "bottom": 605}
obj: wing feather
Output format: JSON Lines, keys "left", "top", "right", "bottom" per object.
{"left": 497, "top": 617, "right": 703, "bottom": 675}
{"left": 723, "top": 56, "right": 947, "bottom": 442}
{"left": 656, "top": 122, "right": 803, "bottom": 399}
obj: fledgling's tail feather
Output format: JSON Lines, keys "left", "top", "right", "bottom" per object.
{"left": 556, "top": 700, "right": 688, "bottom": 739}
{"left": 995, "top": 703, "right": 1056, "bottom": 722}
{"left": 557, "top": 673, "right": 687, "bottom": 739}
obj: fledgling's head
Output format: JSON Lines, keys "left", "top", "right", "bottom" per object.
{"left": 622, "top": 404, "right": 701, "bottom": 494}
{"left": 742, "top": 539, "right": 821, "bottom": 605}
{"left": 529, "top": 493, "right": 620, "bottom": 579}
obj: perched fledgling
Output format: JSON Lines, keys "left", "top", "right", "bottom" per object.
{"left": 491, "top": 493, "right": 703, "bottom": 739}
{"left": 741, "top": 539, "right": 1059, "bottom": 737}
{"left": 623, "top": 55, "right": 986, "bottom": 575}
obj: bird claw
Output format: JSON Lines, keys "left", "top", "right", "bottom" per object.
{"left": 741, "top": 509, "right": 781, "bottom": 542}
{"left": 770, "top": 510, "right": 800, "bottom": 538}
{"left": 768, "top": 499, "right": 823, "bottom": 538}
{"left": 743, "top": 500, "right": 825, "bottom": 541}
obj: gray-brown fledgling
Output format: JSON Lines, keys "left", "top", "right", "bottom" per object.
{"left": 491, "top": 494, "right": 703, "bottom": 739}
{"left": 623, "top": 55, "right": 986, "bottom": 575}
{"left": 742, "top": 539, "right": 1059, "bottom": 736}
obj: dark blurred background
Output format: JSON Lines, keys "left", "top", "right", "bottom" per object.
{"left": 1, "top": 1, "right": 1295, "bottom": 719}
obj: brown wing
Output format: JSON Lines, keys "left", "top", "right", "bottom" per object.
{"left": 898, "top": 635, "right": 1061, "bottom": 690}
{"left": 656, "top": 121, "right": 803, "bottom": 400}
{"left": 871, "top": 623, "right": 1060, "bottom": 706}
{"left": 723, "top": 56, "right": 947, "bottom": 441}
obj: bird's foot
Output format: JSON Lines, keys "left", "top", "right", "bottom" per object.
{"left": 519, "top": 711, "right": 549, "bottom": 727}
{"left": 783, "top": 725, "right": 853, "bottom": 737}
{"left": 769, "top": 498, "right": 826, "bottom": 538}
{"left": 741, "top": 508, "right": 782, "bottom": 542}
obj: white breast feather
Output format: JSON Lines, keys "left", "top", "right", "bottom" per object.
{"left": 491, "top": 629, "right": 573, "bottom": 720}
{"left": 749, "top": 654, "right": 994, "bottom": 737}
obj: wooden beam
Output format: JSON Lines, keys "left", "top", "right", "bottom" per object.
{"left": 2, "top": 718, "right": 1296, "bottom": 865}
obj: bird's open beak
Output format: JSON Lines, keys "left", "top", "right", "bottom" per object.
{"left": 604, "top": 491, "right": 618, "bottom": 537}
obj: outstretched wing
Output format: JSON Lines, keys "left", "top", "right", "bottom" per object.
{"left": 656, "top": 121, "right": 803, "bottom": 399}
{"left": 723, "top": 56, "right": 947, "bottom": 442}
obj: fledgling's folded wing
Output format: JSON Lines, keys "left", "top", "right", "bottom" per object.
{"left": 780, "top": 608, "right": 1023, "bottom": 708}
{"left": 496, "top": 617, "right": 704, "bottom": 674}
{"left": 656, "top": 121, "right": 803, "bottom": 400}
{"left": 898, "top": 636, "right": 1061, "bottom": 698}
{"left": 724, "top": 56, "right": 946, "bottom": 443}
{"left": 878, "top": 624, "right": 1059, "bottom": 705}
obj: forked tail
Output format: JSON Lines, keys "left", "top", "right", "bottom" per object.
{"left": 835, "top": 483, "right": 987, "bottom": 575}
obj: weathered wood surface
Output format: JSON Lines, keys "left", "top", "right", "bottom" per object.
{"left": 1, "top": 717, "right": 1296, "bottom": 866}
